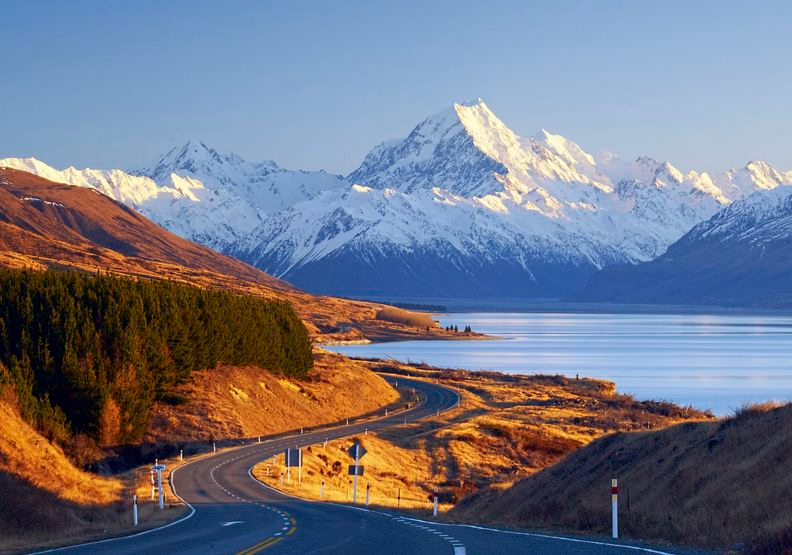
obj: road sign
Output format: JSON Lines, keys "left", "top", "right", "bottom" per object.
{"left": 348, "top": 464, "right": 365, "bottom": 476}
{"left": 152, "top": 464, "right": 166, "bottom": 471}
{"left": 347, "top": 441, "right": 367, "bottom": 460}
{"left": 284, "top": 448, "right": 302, "bottom": 467}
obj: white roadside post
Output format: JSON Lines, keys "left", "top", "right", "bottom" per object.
{"left": 365, "top": 427, "right": 368, "bottom": 435}
{"left": 433, "top": 487, "right": 439, "bottom": 516}
{"left": 258, "top": 436, "right": 261, "bottom": 443}
{"left": 366, "top": 482, "right": 370, "bottom": 506}
{"left": 611, "top": 478, "right": 618, "bottom": 539}
{"left": 213, "top": 442, "right": 216, "bottom": 453}
{"left": 352, "top": 443, "right": 360, "bottom": 504}
{"left": 133, "top": 494, "right": 138, "bottom": 526}
{"left": 298, "top": 448, "right": 302, "bottom": 485}
{"left": 324, "top": 438, "right": 328, "bottom": 449}
{"left": 385, "top": 409, "right": 388, "bottom": 416}
{"left": 150, "top": 469, "right": 155, "bottom": 500}
{"left": 301, "top": 427, "right": 303, "bottom": 435}
{"left": 320, "top": 479, "right": 324, "bottom": 499}
{"left": 346, "top": 418, "right": 349, "bottom": 426}
{"left": 280, "top": 471, "right": 284, "bottom": 486}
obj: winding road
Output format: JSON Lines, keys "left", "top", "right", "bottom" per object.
{"left": 37, "top": 377, "right": 679, "bottom": 555}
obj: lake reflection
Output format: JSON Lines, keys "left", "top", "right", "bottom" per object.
{"left": 326, "top": 312, "right": 792, "bottom": 415}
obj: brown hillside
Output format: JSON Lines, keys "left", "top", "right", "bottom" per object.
{"left": 0, "top": 167, "right": 468, "bottom": 342}
{"left": 452, "top": 402, "right": 792, "bottom": 553}
{"left": 144, "top": 350, "right": 400, "bottom": 443}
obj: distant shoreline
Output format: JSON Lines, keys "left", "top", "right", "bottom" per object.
{"left": 347, "top": 295, "right": 792, "bottom": 317}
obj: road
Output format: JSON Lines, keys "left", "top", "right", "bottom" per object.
{"left": 37, "top": 377, "right": 680, "bottom": 555}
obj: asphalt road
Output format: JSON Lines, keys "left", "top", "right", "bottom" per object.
{"left": 36, "top": 377, "right": 682, "bottom": 555}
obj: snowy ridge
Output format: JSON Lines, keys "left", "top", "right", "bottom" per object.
{"left": 1, "top": 142, "right": 346, "bottom": 248}
{"left": 233, "top": 99, "right": 791, "bottom": 296}
{"left": 2, "top": 99, "right": 791, "bottom": 297}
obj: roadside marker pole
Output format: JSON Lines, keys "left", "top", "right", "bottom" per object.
{"left": 385, "top": 409, "right": 388, "bottom": 416}
{"left": 179, "top": 449, "right": 183, "bottom": 462}
{"left": 298, "top": 448, "right": 302, "bottom": 485}
{"left": 280, "top": 472, "right": 284, "bottom": 486}
{"left": 213, "top": 442, "right": 216, "bottom": 453}
{"left": 433, "top": 487, "right": 438, "bottom": 516}
{"left": 150, "top": 470, "right": 155, "bottom": 500}
{"left": 324, "top": 438, "right": 328, "bottom": 448}
{"left": 403, "top": 418, "right": 407, "bottom": 428}
{"left": 365, "top": 427, "right": 368, "bottom": 435}
{"left": 133, "top": 494, "right": 138, "bottom": 526}
{"left": 156, "top": 468, "right": 164, "bottom": 510}
{"left": 258, "top": 436, "right": 261, "bottom": 443}
{"left": 366, "top": 482, "right": 370, "bottom": 507}
{"left": 320, "top": 479, "right": 324, "bottom": 499}
{"left": 612, "top": 479, "right": 618, "bottom": 539}
{"left": 352, "top": 444, "right": 360, "bottom": 504}
{"left": 397, "top": 487, "right": 401, "bottom": 509}
{"left": 301, "top": 427, "right": 304, "bottom": 435}
{"left": 346, "top": 418, "right": 349, "bottom": 426}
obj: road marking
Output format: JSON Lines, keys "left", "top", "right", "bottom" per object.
{"left": 220, "top": 521, "right": 246, "bottom": 527}
{"left": 235, "top": 536, "right": 282, "bottom": 555}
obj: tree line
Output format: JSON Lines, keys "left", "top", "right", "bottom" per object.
{"left": 0, "top": 269, "right": 312, "bottom": 446}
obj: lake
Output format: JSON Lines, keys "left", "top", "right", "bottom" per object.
{"left": 327, "top": 312, "right": 792, "bottom": 415}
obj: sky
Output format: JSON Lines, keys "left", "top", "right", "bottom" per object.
{"left": 1, "top": 0, "right": 791, "bottom": 175}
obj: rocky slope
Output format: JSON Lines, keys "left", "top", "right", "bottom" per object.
{"left": 571, "top": 184, "right": 792, "bottom": 307}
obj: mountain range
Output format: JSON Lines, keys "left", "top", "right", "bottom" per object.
{"left": 572, "top": 184, "right": 792, "bottom": 307}
{"left": 3, "top": 99, "right": 791, "bottom": 299}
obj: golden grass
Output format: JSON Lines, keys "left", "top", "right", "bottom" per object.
{"left": 144, "top": 350, "right": 400, "bottom": 443}
{"left": 453, "top": 401, "right": 792, "bottom": 552}
{"left": 252, "top": 360, "right": 708, "bottom": 517}
{"left": 0, "top": 399, "right": 185, "bottom": 554}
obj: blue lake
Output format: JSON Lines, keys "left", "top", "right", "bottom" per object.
{"left": 327, "top": 312, "right": 792, "bottom": 415}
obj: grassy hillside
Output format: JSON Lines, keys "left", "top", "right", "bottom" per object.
{"left": 0, "top": 269, "right": 312, "bottom": 448}
{"left": 253, "top": 361, "right": 708, "bottom": 516}
{"left": 144, "top": 350, "right": 400, "bottom": 443}
{"left": 452, "top": 402, "right": 792, "bottom": 553}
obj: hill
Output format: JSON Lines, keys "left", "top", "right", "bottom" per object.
{"left": 452, "top": 402, "right": 792, "bottom": 553}
{"left": 0, "top": 167, "right": 458, "bottom": 342}
{"left": 572, "top": 185, "right": 792, "bottom": 307}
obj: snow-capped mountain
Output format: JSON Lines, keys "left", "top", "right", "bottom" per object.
{"left": 230, "top": 99, "right": 791, "bottom": 297}
{"left": 3, "top": 99, "right": 790, "bottom": 298}
{"left": 0, "top": 141, "right": 346, "bottom": 248}
{"left": 572, "top": 184, "right": 792, "bottom": 307}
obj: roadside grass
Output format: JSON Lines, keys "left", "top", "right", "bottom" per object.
{"left": 453, "top": 401, "right": 792, "bottom": 553}
{"left": 0, "top": 399, "right": 185, "bottom": 554}
{"left": 252, "top": 360, "right": 708, "bottom": 521}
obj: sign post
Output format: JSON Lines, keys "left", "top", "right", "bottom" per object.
{"left": 346, "top": 440, "right": 368, "bottom": 504}
{"left": 366, "top": 482, "right": 370, "bottom": 506}
{"left": 433, "top": 486, "right": 438, "bottom": 516}
{"left": 152, "top": 464, "right": 166, "bottom": 510}
{"left": 284, "top": 448, "right": 302, "bottom": 483}
{"left": 133, "top": 494, "right": 138, "bottom": 526}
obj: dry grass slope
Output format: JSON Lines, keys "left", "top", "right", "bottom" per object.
{"left": 0, "top": 398, "right": 169, "bottom": 554}
{"left": 253, "top": 361, "right": 708, "bottom": 518}
{"left": 452, "top": 402, "right": 792, "bottom": 553}
{"left": 145, "top": 350, "right": 401, "bottom": 443}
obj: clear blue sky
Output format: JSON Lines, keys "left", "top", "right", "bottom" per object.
{"left": 2, "top": 0, "right": 790, "bottom": 174}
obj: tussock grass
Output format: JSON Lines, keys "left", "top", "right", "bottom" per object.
{"left": 253, "top": 360, "right": 706, "bottom": 519}
{"left": 453, "top": 401, "right": 792, "bottom": 553}
{"left": 0, "top": 398, "right": 185, "bottom": 554}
